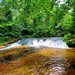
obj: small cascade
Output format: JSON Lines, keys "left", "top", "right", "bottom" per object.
{"left": 27, "top": 38, "right": 68, "bottom": 48}
{"left": 27, "top": 39, "right": 50, "bottom": 47}
{"left": 0, "top": 38, "right": 69, "bottom": 50}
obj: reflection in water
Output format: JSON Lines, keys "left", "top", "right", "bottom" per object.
{"left": 49, "top": 66, "right": 65, "bottom": 75}
{"left": 0, "top": 47, "right": 75, "bottom": 75}
{"left": 49, "top": 57, "right": 69, "bottom": 75}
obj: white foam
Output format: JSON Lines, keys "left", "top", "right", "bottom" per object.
{"left": 27, "top": 38, "right": 68, "bottom": 48}
{"left": 0, "top": 38, "right": 69, "bottom": 51}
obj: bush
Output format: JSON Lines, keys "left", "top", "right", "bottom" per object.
{"left": 63, "top": 33, "right": 75, "bottom": 48}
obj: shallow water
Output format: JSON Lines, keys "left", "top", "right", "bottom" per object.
{"left": 0, "top": 47, "right": 75, "bottom": 75}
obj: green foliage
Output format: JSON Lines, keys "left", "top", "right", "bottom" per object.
{"left": 0, "top": 0, "right": 75, "bottom": 47}
{"left": 64, "top": 33, "right": 75, "bottom": 47}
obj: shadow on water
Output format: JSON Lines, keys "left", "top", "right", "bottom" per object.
{"left": 0, "top": 47, "right": 41, "bottom": 63}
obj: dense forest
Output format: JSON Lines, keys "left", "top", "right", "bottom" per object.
{"left": 0, "top": 0, "right": 75, "bottom": 47}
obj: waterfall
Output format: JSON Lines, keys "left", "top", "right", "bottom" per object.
{"left": 0, "top": 38, "right": 69, "bottom": 50}
{"left": 27, "top": 38, "right": 68, "bottom": 48}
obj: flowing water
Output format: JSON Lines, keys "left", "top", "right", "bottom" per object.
{"left": 0, "top": 37, "right": 68, "bottom": 50}
{"left": 26, "top": 38, "right": 68, "bottom": 48}
{"left": 0, "top": 38, "right": 75, "bottom": 75}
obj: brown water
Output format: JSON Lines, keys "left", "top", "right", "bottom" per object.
{"left": 0, "top": 47, "right": 75, "bottom": 75}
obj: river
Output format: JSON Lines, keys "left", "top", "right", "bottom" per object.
{"left": 0, "top": 38, "right": 75, "bottom": 75}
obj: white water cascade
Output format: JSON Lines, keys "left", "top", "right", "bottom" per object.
{"left": 27, "top": 38, "right": 68, "bottom": 48}
{"left": 0, "top": 38, "right": 69, "bottom": 50}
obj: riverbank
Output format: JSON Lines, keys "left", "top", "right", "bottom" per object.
{"left": 0, "top": 39, "right": 20, "bottom": 46}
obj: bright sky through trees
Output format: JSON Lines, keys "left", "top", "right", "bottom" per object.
{"left": 0, "top": 0, "right": 2, "bottom": 2}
